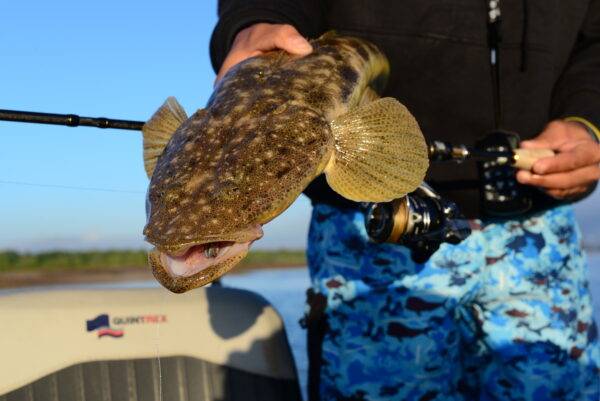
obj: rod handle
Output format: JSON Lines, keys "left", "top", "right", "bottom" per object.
{"left": 513, "top": 148, "right": 555, "bottom": 170}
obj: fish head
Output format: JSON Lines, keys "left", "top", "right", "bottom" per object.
{"left": 143, "top": 59, "right": 333, "bottom": 293}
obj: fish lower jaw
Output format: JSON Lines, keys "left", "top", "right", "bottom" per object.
{"left": 160, "top": 241, "right": 251, "bottom": 278}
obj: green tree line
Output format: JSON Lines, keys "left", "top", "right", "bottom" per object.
{"left": 0, "top": 249, "right": 306, "bottom": 273}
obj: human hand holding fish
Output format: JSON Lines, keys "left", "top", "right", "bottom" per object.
{"left": 216, "top": 23, "right": 313, "bottom": 82}
{"left": 142, "top": 33, "right": 429, "bottom": 293}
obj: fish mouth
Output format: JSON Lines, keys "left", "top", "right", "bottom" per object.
{"left": 162, "top": 241, "right": 249, "bottom": 278}
{"left": 147, "top": 225, "right": 263, "bottom": 293}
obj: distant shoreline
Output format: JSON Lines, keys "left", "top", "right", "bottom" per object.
{"left": 1, "top": 248, "right": 598, "bottom": 289}
{"left": 0, "top": 249, "right": 306, "bottom": 289}
{"left": 0, "top": 264, "right": 305, "bottom": 289}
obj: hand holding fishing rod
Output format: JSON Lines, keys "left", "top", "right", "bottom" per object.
{"left": 365, "top": 128, "right": 589, "bottom": 263}
{"left": 516, "top": 120, "right": 600, "bottom": 200}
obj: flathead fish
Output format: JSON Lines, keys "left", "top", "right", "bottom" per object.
{"left": 142, "top": 33, "right": 429, "bottom": 293}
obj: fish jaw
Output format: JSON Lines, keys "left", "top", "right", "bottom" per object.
{"left": 147, "top": 224, "right": 263, "bottom": 293}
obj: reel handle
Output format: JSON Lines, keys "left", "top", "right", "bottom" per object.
{"left": 513, "top": 148, "right": 555, "bottom": 170}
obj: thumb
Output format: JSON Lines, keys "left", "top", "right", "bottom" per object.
{"left": 521, "top": 127, "right": 559, "bottom": 149}
{"left": 270, "top": 28, "right": 313, "bottom": 55}
{"left": 520, "top": 137, "right": 553, "bottom": 149}
{"left": 284, "top": 34, "right": 313, "bottom": 55}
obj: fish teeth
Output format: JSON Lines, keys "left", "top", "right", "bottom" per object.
{"left": 204, "top": 246, "right": 219, "bottom": 259}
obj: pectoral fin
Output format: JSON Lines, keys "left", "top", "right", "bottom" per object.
{"left": 142, "top": 97, "right": 188, "bottom": 178}
{"left": 325, "top": 97, "right": 429, "bottom": 202}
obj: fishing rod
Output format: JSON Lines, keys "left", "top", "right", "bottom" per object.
{"left": 1, "top": 109, "right": 552, "bottom": 167}
{"left": 0, "top": 109, "right": 144, "bottom": 131}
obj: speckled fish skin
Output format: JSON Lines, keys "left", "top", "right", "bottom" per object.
{"left": 144, "top": 34, "right": 391, "bottom": 293}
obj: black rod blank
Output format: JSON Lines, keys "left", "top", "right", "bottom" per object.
{"left": 0, "top": 109, "right": 144, "bottom": 131}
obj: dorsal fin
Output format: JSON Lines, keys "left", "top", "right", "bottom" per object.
{"left": 318, "top": 30, "right": 338, "bottom": 40}
{"left": 324, "top": 97, "right": 429, "bottom": 202}
{"left": 142, "top": 97, "right": 188, "bottom": 178}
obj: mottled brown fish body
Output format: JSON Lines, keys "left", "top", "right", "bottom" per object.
{"left": 142, "top": 34, "right": 427, "bottom": 293}
{"left": 146, "top": 36, "right": 389, "bottom": 244}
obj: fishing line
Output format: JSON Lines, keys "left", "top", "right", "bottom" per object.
{"left": 0, "top": 179, "right": 144, "bottom": 194}
{"left": 155, "top": 318, "right": 163, "bottom": 401}
{"left": 155, "top": 290, "right": 167, "bottom": 401}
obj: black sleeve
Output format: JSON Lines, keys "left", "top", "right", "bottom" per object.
{"left": 209, "top": 0, "right": 327, "bottom": 72}
{"left": 551, "top": 0, "right": 600, "bottom": 130}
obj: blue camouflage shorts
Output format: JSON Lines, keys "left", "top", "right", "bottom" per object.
{"left": 305, "top": 203, "right": 600, "bottom": 401}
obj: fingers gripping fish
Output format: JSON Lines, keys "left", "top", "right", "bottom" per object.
{"left": 142, "top": 33, "right": 429, "bottom": 293}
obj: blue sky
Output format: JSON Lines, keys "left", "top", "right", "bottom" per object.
{"left": 0, "top": 0, "right": 598, "bottom": 252}
{"left": 0, "top": 0, "right": 310, "bottom": 251}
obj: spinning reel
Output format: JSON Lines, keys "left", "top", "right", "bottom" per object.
{"left": 365, "top": 130, "right": 554, "bottom": 263}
